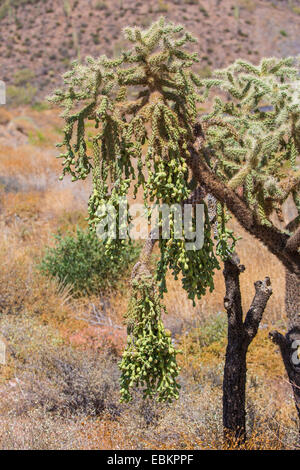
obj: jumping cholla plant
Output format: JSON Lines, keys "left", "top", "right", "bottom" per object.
{"left": 200, "top": 57, "right": 300, "bottom": 226}
{"left": 49, "top": 17, "right": 222, "bottom": 403}
{"left": 50, "top": 17, "right": 300, "bottom": 431}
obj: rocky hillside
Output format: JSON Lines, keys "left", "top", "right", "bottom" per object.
{"left": 0, "top": 0, "right": 300, "bottom": 104}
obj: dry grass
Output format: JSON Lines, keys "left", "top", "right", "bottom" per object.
{"left": 0, "top": 106, "right": 296, "bottom": 449}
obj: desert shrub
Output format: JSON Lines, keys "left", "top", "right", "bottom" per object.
{"left": 0, "top": 175, "right": 23, "bottom": 193}
{"left": 237, "top": 0, "right": 257, "bottom": 13}
{"left": 27, "top": 129, "right": 47, "bottom": 146}
{"left": 95, "top": 0, "right": 108, "bottom": 10}
{"left": 195, "top": 64, "right": 212, "bottom": 78}
{"left": 196, "top": 313, "right": 227, "bottom": 348}
{"left": 0, "top": 258, "right": 29, "bottom": 316}
{"left": 0, "top": 313, "right": 121, "bottom": 417}
{"left": 177, "top": 314, "right": 228, "bottom": 382}
{"left": 0, "top": 314, "right": 297, "bottom": 449}
{"left": 13, "top": 68, "right": 35, "bottom": 86}
{"left": 38, "top": 228, "right": 140, "bottom": 296}
{"left": 31, "top": 101, "right": 50, "bottom": 112}
{"left": 6, "top": 68, "right": 37, "bottom": 106}
{"left": 179, "top": 313, "right": 227, "bottom": 351}
{"left": 156, "top": 0, "right": 169, "bottom": 12}
{"left": 28, "top": 350, "right": 121, "bottom": 417}
{"left": 0, "top": 0, "right": 45, "bottom": 20}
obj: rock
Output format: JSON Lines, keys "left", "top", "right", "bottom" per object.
{"left": 282, "top": 194, "right": 298, "bottom": 227}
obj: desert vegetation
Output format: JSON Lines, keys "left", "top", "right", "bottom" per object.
{"left": 0, "top": 1, "right": 299, "bottom": 452}
{"left": 0, "top": 103, "right": 298, "bottom": 449}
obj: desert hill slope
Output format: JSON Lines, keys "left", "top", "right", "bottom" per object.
{"left": 1, "top": 0, "right": 300, "bottom": 102}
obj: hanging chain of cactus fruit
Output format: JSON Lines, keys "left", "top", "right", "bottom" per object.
{"left": 120, "top": 273, "right": 181, "bottom": 403}
{"left": 156, "top": 203, "right": 219, "bottom": 303}
{"left": 50, "top": 18, "right": 299, "bottom": 402}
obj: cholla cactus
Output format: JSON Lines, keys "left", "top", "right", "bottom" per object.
{"left": 50, "top": 17, "right": 216, "bottom": 402}
{"left": 200, "top": 57, "right": 300, "bottom": 227}
{"left": 50, "top": 18, "right": 300, "bottom": 404}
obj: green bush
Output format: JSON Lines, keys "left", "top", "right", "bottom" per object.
{"left": 188, "top": 313, "right": 227, "bottom": 348}
{"left": 38, "top": 228, "right": 141, "bottom": 296}
{"left": 198, "top": 314, "right": 227, "bottom": 348}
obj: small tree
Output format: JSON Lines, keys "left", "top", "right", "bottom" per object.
{"left": 50, "top": 18, "right": 300, "bottom": 443}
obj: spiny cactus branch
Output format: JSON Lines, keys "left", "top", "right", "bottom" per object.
{"left": 188, "top": 142, "right": 300, "bottom": 276}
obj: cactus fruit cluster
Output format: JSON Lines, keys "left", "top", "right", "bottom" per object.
{"left": 120, "top": 274, "right": 181, "bottom": 403}
{"left": 156, "top": 203, "right": 219, "bottom": 304}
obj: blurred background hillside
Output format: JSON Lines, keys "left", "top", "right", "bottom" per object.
{"left": 1, "top": 0, "right": 300, "bottom": 105}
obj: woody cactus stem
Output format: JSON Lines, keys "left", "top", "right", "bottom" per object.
{"left": 222, "top": 254, "right": 272, "bottom": 443}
